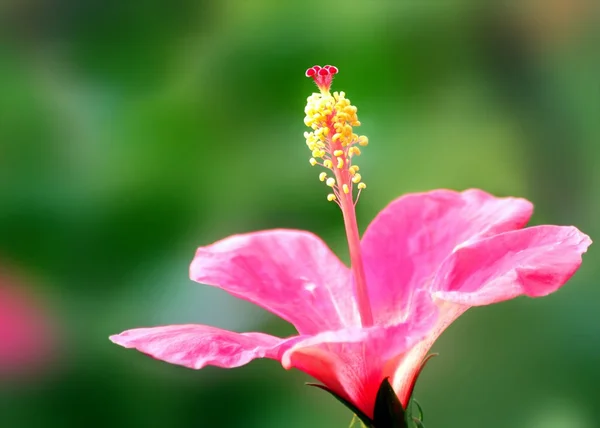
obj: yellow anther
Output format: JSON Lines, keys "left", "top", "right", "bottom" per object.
{"left": 349, "top": 147, "right": 361, "bottom": 157}
{"left": 303, "top": 80, "right": 369, "bottom": 199}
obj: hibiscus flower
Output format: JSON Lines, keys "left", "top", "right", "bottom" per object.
{"left": 110, "top": 66, "right": 590, "bottom": 427}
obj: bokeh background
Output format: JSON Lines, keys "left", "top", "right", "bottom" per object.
{"left": 1, "top": 0, "right": 599, "bottom": 427}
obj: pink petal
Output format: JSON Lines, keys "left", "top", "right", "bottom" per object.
{"left": 189, "top": 230, "right": 358, "bottom": 334}
{"left": 389, "top": 301, "right": 467, "bottom": 403}
{"left": 390, "top": 225, "right": 590, "bottom": 406}
{"left": 110, "top": 325, "right": 301, "bottom": 369}
{"left": 361, "top": 189, "right": 533, "bottom": 323}
{"left": 433, "top": 225, "right": 592, "bottom": 305}
{"left": 281, "top": 291, "right": 437, "bottom": 417}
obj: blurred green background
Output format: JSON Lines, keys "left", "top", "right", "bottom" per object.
{"left": 1, "top": 0, "right": 599, "bottom": 427}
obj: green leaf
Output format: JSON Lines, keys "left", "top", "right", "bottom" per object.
{"left": 372, "top": 378, "right": 408, "bottom": 428}
{"left": 306, "top": 383, "right": 374, "bottom": 428}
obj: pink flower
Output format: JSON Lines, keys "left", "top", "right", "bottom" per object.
{"left": 110, "top": 66, "right": 591, "bottom": 422}
{"left": 0, "top": 275, "right": 57, "bottom": 379}
{"left": 110, "top": 190, "right": 590, "bottom": 415}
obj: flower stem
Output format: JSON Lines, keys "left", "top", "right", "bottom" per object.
{"left": 336, "top": 172, "right": 374, "bottom": 327}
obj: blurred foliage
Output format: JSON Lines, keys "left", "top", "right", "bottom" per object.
{"left": 0, "top": 0, "right": 599, "bottom": 427}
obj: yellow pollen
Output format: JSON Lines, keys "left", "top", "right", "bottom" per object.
{"left": 303, "top": 76, "right": 369, "bottom": 202}
{"left": 349, "top": 147, "right": 361, "bottom": 157}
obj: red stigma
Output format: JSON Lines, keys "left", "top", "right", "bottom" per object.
{"left": 305, "top": 64, "right": 338, "bottom": 92}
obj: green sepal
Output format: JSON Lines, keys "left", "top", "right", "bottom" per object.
{"left": 411, "top": 418, "right": 426, "bottom": 428}
{"left": 411, "top": 399, "right": 424, "bottom": 423}
{"left": 306, "top": 383, "right": 374, "bottom": 428}
{"left": 372, "top": 378, "right": 409, "bottom": 428}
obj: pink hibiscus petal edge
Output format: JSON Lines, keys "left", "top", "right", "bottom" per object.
{"left": 361, "top": 188, "right": 534, "bottom": 323}
{"left": 110, "top": 325, "right": 302, "bottom": 370}
{"left": 189, "top": 229, "right": 359, "bottom": 334}
{"left": 433, "top": 225, "right": 592, "bottom": 306}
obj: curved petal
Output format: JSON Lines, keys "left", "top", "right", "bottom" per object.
{"left": 110, "top": 325, "right": 301, "bottom": 369}
{"left": 389, "top": 300, "right": 467, "bottom": 403}
{"left": 432, "top": 225, "right": 591, "bottom": 305}
{"left": 190, "top": 230, "right": 358, "bottom": 334}
{"left": 281, "top": 292, "right": 437, "bottom": 417}
{"left": 361, "top": 189, "right": 533, "bottom": 323}
{"left": 390, "top": 226, "right": 590, "bottom": 407}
